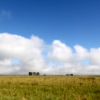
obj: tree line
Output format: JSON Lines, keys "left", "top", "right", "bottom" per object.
{"left": 28, "top": 72, "right": 73, "bottom": 76}
{"left": 29, "top": 72, "right": 40, "bottom": 76}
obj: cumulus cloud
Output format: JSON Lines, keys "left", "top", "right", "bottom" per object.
{"left": 0, "top": 33, "right": 46, "bottom": 75}
{"left": 48, "top": 40, "right": 73, "bottom": 62}
{"left": 0, "top": 32, "right": 100, "bottom": 75}
{"left": 74, "top": 45, "right": 89, "bottom": 61}
{"left": 89, "top": 48, "right": 100, "bottom": 65}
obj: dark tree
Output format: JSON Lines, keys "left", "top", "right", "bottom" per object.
{"left": 29, "top": 72, "right": 32, "bottom": 76}
{"left": 71, "top": 74, "right": 73, "bottom": 76}
{"left": 36, "top": 72, "right": 40, "bottom": 75}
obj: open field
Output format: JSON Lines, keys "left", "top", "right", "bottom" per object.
{"left": 0, "top": 76, "right": 100, "bottom": 100}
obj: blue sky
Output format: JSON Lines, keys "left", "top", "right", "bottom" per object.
{"left": 0, "top": 0, "right": 100, "bottom": 75}
{"left": 0, "top": 0, "right": 100, "bottom": 49}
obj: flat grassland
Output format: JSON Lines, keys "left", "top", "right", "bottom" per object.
{"left": 0, "top": 76, "right": 100, "bottom": 100}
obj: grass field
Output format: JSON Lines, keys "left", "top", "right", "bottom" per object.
{"left": 0, "top": 76, "right": 100, "bottom": 100}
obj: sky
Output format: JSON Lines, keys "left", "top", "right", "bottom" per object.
{"left": 0, "top": 0, "right": 100, "bottom": 75}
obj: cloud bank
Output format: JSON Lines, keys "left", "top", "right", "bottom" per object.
{"left": 0, "top": 33, "right": 100, "bottom": 75}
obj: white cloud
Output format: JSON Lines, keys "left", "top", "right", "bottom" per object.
{"left": 0, "top": 33, "right": 46, "bottom": 75}
{"left": 74, "top": 45, "right": 89, "bottom": 62}
{"left": 89, "top": 48, "right": 100, "bottom": 65}
{"left": 0, "top": 10, "right": 11, "bottom": 20}
{"left": 0, "top": 32, "right": 100, "bottom": 75}
{"left": 48, "top": 40, "right": 73, "bottom": 62}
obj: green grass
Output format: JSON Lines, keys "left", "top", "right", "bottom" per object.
{"left": 0, "top": 76, "right": 100, "bottom": 100}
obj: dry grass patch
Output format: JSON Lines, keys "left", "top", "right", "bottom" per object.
{"left": 0, "top": 76, "right": 100, "bottom": 100}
